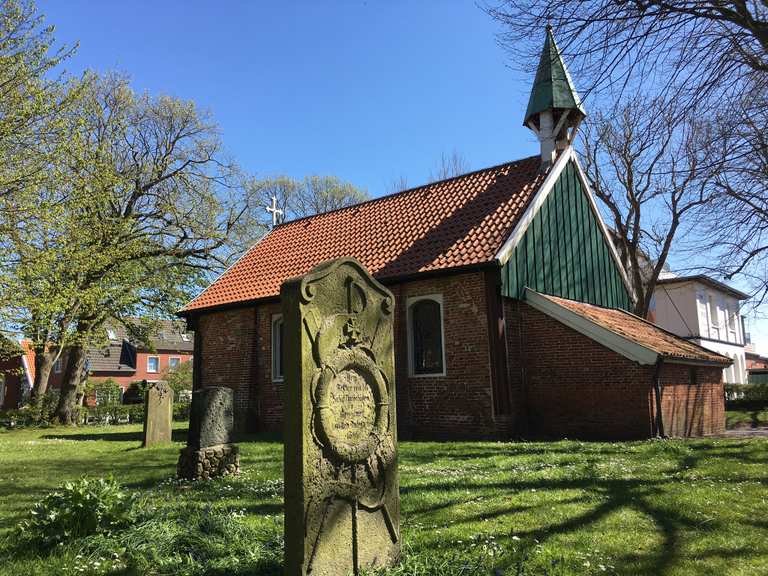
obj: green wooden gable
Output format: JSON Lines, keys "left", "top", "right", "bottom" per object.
{"left": 501, "top": 160, "right": 631, "bottom": 310}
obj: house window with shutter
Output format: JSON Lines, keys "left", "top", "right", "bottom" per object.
{"left": 407, "top": 295, "right": 446, "bottom": 377}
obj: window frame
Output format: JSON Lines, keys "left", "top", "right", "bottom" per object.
{"left": 406, "top": 294, "right": 447, "bottom": 378}
{"left": 53, "top": 358, "right": 62, "bottom": 373}
{"left": 271, "top": 314, "right": 284, "bottom": 383}
{"left": 707, "top": 294, "right": 720, "bottom": 339}
{"left": 147, "top": 355, "right": 160, "bottom": 374}
{"left": 169, "top": 356, "right": 181, "bottom": 370}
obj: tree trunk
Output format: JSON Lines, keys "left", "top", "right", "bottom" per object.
{"left": 31, "top": 344, "right": 56, "bottom": 402}
{"left": 54, "top": 345, "right": 88, "bottom": 425}
{"left": 632, "top": 286, "right": 651, "bottom": 319}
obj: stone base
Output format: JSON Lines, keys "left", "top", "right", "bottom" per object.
{"left": 177, "top": 443, "right": 240, "bottom": 480}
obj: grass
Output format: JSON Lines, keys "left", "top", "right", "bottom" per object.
{"left": 0, "top": 425, "right": 767, "bottom": 575}
{"left": 726, "top": 408, "right": 768, "bottom": 429}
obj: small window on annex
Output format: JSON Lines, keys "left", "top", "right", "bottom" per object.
{"left": 169, "top": 357, "right": 181, "bottom": 370}
{"left": 272, "top": 314, "right": 284, "bottom": 382}
{"left": 147, "top": 356, "right": 159, "bottom": 373}
{"left": 407, "top": 295, "right": 446, "bottom": 376}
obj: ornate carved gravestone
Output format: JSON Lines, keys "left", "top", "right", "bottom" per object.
{"left": 142, "top": 381, "right": 173, "bottom": 447}
{"left": 177, "top": 386, "right": 240, "bottom": 480}
{"left": 282, "top": 257, "right": 400, "bottom": 576}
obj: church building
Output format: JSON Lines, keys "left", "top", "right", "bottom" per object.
{"left": 179, "top": 28, "right": 729, "bottom": 440}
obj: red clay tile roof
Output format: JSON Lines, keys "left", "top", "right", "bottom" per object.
{"left": 538, "top": 293, "right": 731, "bottom": 365}
{"left": 183, "top": 155, "right": 544, "bottom": 312}
{"left": 20, "top": 339, "right": 35, "bottom": 384}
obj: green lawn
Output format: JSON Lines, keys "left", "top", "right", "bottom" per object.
{"left": 1, "top": 425, "right": 766, "bottom": 575}
{"left": 726, "top": 408, "right": 768, "bottom": 429}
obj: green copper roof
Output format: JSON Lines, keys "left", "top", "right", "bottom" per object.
{"left": 524, "top": 26, "right": 586, "bottom": 126}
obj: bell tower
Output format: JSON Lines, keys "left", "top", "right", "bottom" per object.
{"left": 524, "top": 25, "right": 586, "bottom": 167}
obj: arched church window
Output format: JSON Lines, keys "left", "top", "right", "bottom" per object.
{"left": 407, "top": 296, "right": 445, "bottom": 376}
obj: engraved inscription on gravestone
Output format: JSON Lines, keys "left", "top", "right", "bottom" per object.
{"left": 282, "top": 257, "right": 400, "bottom": 576}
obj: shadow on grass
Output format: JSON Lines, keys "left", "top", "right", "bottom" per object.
{"left": 401, "top": 438, "right": 768, "bottom": 575}
{"left": 41, "top": 428, "right": 188, "bottom": 443}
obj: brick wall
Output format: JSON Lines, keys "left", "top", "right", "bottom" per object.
{"left": 512, "top": 303, "right": 655, "bottom": 440}
{"left": 656, "top": 364, "right": 725, "bottom": 437}
{"left": 390, "top": 272, "right": 497, "bottom": 439}
{"left": 253, "top": 302, "right": 283, "bottom": 432}
{"left": 507, "top": 301, "right": 725, "bottom": 439}
{"left": 197, "top": 308, "right": 257, "bottom": 432}
{"left": 192, "top": 276, "right": 725, "bottom": 440}
{"left": 0, "top": 356, "right": 24, "bottom": 409}
{"left": 193, "top": 271, "right": 501, "bottom": 439}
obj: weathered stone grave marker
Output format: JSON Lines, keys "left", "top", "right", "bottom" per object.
{"left": 177, "top": 386, "right": 240, "bottom": 479}
{"left": 282, "top": 257, "right": 400, "bottom": 576}
{"left": 142, "top": 381, "right": 172, "bottom": 447}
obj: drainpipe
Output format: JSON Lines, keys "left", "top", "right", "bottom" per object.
{"left": 652, "top": 356, "right": 667, "bottom": 438}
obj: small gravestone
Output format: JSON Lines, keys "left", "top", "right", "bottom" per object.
{"left": 142, "top": 381, "right": 173, "bottom": 447}
{"left": 177, "top": 386, "right": 240, "bottom": 479}
{"left": 282, "top": 257, "right": 400, "bottom": 576}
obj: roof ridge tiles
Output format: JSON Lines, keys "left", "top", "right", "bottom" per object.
{"left": 272, "top": 154, "right": 541, "bottom": 230}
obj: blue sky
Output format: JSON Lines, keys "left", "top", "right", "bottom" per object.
{"left": 39, "top": 1, "right": 538, "bottom": 193}
{"left": 36, "top": 0, "right": 768, "bottom": 353}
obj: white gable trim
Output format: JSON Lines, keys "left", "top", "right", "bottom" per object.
{"left": 494, "top": 147, "right": 573, "bottom": 265}
{"left": 524, "top": 288, "right": 659, "bottom": 365}
{"left": 570, "top": 154, "right": 636, "bottom": 303}
{"left": 20, "top": 351, "right": 33, "bottom": 392}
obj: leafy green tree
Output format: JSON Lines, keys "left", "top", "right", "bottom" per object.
{"left": 0, "top": 0, "right": 76, "bottom": 399}
{"left": 162, "top": 359, "right": 193, "bottom": 401}
{"left": 47, "top": 73, "right": 256, "bottom": 423}
{"left": 0, "top": 0, "right": 75, "bottom": 201}
{"left": 0, "top": 71, "right": 252, "bottom": 423}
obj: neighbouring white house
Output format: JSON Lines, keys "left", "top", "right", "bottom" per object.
{"left": 652, "top": 274, "right": 750, "bottom": 384}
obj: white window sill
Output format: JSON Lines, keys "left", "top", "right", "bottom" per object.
{"left": 408, "top": 371, "right": 447, "bottom": 378}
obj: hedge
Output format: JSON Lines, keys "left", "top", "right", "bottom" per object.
{"left": 725, "top": 383, "right": 768, "bottom": 412}
{"left": 2, "top": 402, "right": 190, "bottom": 428}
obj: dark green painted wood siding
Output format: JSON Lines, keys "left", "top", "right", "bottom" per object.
{"left": 501, "top": 161, "right": 631, "bottom": 310}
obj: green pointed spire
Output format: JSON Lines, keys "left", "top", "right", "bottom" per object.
{"left": 523, "top": 25, "right": 585, "bottom": 127}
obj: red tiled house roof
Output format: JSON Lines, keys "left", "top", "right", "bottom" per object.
{"left": 530, "top": 292, "right": 730, "bottom": 365}
{"left": 20, "top": 340, "right": 35, "bottom": 384}
{"left": 183, "top": 155, "right": 544, "bottom": 312}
